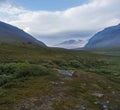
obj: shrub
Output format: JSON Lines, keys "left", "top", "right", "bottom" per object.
{"left": 0, "top": 63, "right": 50, "bottom": 86}
{"left": 0, "top": 63, "right": 17, "bottom": 75}
{"left": 69, "top": 60, "right": 83, "bottom": 68}
{"left": 88, "top": 68, "right": 112, "bottom": 74}
{"left": 0, "top": 74, "right": 13, "bottom": 86}
{"left": 53, "top": 60, "right": 68, "bottom": 67}
{"left": 15, "top": 63, "right": 49, "bottom": 78}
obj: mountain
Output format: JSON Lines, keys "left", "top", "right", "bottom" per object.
{"left": 85, "top": 24, "right": 120, "bottom": 49}
{"left": 55, "top": 39, "right": 88, "bottom": 49}
{"left": 0, "top": 21, "right": 46, "bottom": 46}
{"left": 34, "top": 30, "right": 94, "bottom": 47}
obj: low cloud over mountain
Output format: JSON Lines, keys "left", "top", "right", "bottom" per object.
{"left": 0, "top": 0, "right": 120, "bottom": 46}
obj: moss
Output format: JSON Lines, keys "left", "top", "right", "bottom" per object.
{"left": 0, "top": 44, "right": 119, "bottom": 110}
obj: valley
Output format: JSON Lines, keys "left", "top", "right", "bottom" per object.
{"left": 0, "top": 13, "right": 120, "bottom": 110}
{"left": 0, "top": 44, "right": 120, "bottom": 110}
{"left": 0, "top": 0, "right": 120, "bottom": 109}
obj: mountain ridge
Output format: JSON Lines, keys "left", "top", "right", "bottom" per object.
{"left": 85, "top": 24, "right": 120, "bottom": 49}
{"left": 0, "top": 21, "right": 46, "bottom": 46}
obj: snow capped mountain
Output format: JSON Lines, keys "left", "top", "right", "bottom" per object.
{"left": 55, "top": 39, "right": 88, "bottom": 49}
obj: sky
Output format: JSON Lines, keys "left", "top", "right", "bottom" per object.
{"left": 12, "top": 0, "right": 88, "bottom": 11}
{"left": 0, "top": 0, "right": 120, "bottom": 46}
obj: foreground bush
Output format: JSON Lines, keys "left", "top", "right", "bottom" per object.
{"left": 0, "top": 63, "right": 17, "bottom": 75}
{"left": 0, "top": 63, "right": 49, "bottom": 86}
{"left": 0, "top": 74, "right": 13, "bottom": 86}
{"left": 15, "top": 63, "right": 49, "bottom": 78}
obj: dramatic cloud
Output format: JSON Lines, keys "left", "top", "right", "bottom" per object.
{"left": 0, "top": 0, "right": 120, "bottom": 45}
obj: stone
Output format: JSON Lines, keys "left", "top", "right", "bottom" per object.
{"left": 91, "top": 93, "right": 104, "bottom": 98}
{"left": 50, "top": 81, "right": 58, "bottom": 85}
{"left": 94, "top": 100, "right": 110, "bottom": 110}
{"left": 57, "top": 69, "right": 74, "bottom": 77}
{"left": 50, "top": 81, "right": 64, "bottom": 85}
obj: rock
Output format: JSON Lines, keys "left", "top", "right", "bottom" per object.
{"left": 101, "top": 101, "right": 109, "bottom": 110}
{"left": 103, "top": 105, "right": 108, "bottom": 110}
{"left": 94, "top": 101, "right": 99, "bottom": 105}
{"left": 57, "top": 69, "right": 74, "bottom": 77}
{"left": 50, "top": 81, "right": 58, "bottom": 85}
{"left": 107, "top": 86, "right": 112, "bottom": 89}
{"left": 77, "top": 106, "right": 86, "bottom": 110}
{"left": 94, "top": 100, "right": 110, "bottom": 110}
{"left": 112, "top": 91, "right": 116, "bottom": 94}
{"left": 91, "top": 93, "right": 104, "bottom": 98}
{"left": 82, "top": 106, "right": 86, "bottom": 110}
{"left": 106, "top": 100, "right": 110, "bottom": 104}
{"left": 50, "top": 81, "right": 64, "bottom": 85}
{"left": 60, "top": 82, "right": 65, "bottom": 84}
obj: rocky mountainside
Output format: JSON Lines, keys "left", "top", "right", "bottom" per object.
{"left": 0, "top": 21, "right": 46, "bottom": 46}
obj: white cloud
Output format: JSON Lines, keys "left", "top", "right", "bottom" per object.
{"left": 0, "top": 0, "right": 120, "bottom": 39}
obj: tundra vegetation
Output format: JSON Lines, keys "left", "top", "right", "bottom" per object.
{"left": 0, "top": 44, "right": 120, "bottom": 110}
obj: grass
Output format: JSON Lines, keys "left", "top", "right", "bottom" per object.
{"left": 0, "top": 43, "right": 120, "bottom": 110}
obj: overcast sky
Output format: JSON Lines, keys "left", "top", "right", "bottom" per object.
{"left": 0, "top": 0, "right": 120, "bottom": 46}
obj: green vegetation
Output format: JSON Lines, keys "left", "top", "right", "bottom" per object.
{"left": 0, "top": 44, "right": 120, "bottom": 110}
{"left": 0, "top": 62, "right": 49, "bottom": 86}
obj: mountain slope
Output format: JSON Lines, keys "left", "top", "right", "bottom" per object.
{"left": 0, "top": 21, "right": 46, "bottom": 46}
{"left": 85, "top": 24, "right": 120, "bottom": 49}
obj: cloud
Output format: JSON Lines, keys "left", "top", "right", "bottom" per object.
{"left": 34, "top": 30, "right": 94, "bottom": 46}
{"left": 0, "top": 0, "right": 120, "bottom": 45}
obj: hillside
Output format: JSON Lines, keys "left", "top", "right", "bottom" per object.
{"left": 0, "top": 21, "right": 46, "bottom": 46}
{"left": 85, "top": 24, "right": 120, "bottom": 49}
{"left": 0, "top": 44, "right": 120, "bottom": 110}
